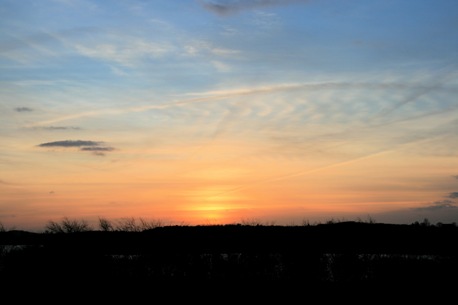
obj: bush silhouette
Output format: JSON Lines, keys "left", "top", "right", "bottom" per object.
{"left": 44, "top": 217, "right": 91, "bottom": 233}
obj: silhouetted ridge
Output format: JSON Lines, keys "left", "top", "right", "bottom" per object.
{"left": 1, "top": 222, "right": 457, "bottom": 254}
{"left": 1, "top": 221, "right": 457, "bottom": 291}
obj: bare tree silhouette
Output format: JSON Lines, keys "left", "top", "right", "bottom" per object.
{"left": 44, "top": 217, "right": 91, "bottom": 233}
{"left": 98, "top": 217, "right": 114, "bottom": 231}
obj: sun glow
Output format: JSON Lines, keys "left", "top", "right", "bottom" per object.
{"left": 183, "top": 186, "right": 247, "bottom": 224}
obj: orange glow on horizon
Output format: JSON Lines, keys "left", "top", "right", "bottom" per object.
{"left": 178, "top": 186, "right": 247, "bottom": 224}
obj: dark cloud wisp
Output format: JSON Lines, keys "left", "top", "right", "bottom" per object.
{"left": 411, "top": 174, "right": 458, "bottom": 212}
{"left": 80, "top": 146, "right": 115, "bottom": 156}
{"left": 15, "top": 107, "right": 33, "bottom": 112}
{"left": 414, "top": 199, "right": 457, "bottom": 211}
{"left": 38, "top": 140, "right": 101, "bottom": 147}
{"left": 80, "top": 147, "right": 114, "bottom": 152}
{"left": 37, "top": 140, "right": 115, "bottom": 156}
{"left": 200, "top": 0, "right": 309, "bottom": 15}
{"left": 448, "top": 192, "right": 458, "bottom": 199}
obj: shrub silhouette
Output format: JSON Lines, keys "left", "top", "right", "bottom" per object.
{"left": 44, "top": 217, "right": 91, "bottom": 233}
{"left": 98, "top": 217, "right": 115, "bottom": 231}
{"left": 42, "top": 216, "right": 166, "bottom": 233}
{"left": 112, "top": 217, "right": 163, "bottom": 232}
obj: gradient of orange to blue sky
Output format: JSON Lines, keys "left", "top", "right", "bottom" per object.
{"left": 1, "top": 0, "right": 458, "bottom": 231}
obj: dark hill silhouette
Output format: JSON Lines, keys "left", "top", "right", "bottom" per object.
{"left": 2, "top": 221, "right": 457, "bottom": 254}
{"left": 1, "top": 221, "right": 457, "bottom": 300}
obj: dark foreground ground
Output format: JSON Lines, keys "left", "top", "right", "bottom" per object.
{"left": 1, "top": 221, "right": 457, "bottom": 301}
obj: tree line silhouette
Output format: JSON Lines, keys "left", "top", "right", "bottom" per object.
{"left": 1, "top": 217, "right": 457, "bottom": 293}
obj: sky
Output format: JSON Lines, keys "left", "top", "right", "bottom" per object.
{"left": 1, "top": 0, "right": 458, "bottom": 231}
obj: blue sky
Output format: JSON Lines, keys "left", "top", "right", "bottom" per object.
{"left": 1, "top": 0, "right": 458, "bottom": 230}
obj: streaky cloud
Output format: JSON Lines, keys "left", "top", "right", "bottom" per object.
{"left": 0, "top": 27, "right": 98, "bottom": 52}
{"left": 0, "top": 179, "right": 18, "bottom": 186}
{"left": 448, "top": 192, "right": 458, "bottom": 199}
{"left": 26, "top": 80, "right": 455, "bottom": 128}
{"left": 80, "top": 146, "right": 115, "bottom": 152}
{"left": 42, "top": 126, "right": 81, "bottom": 130}
{"left": 15, "top": 107, "right": 33, "bottom": 112}
{"left": 373, "top": 67, "right": 457, "bottom": 119}
{"left": 37, "top": 140, "right": 102, "bottom": 147}
{"left": 199, "top": 0, "right": 310, "bottom": 15}
{"left": 414, "top": 199, "right": 457, "bottom": 211}
{"left": 80, "top": 146, "right": 115, "bottom": 156}
{"left": 36, "top": 140, "right": 116, "bottom": 156}
{"left": 215, "top": 132, "right": 449, "bottom": 197}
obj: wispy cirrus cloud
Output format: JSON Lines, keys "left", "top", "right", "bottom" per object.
{"left": 69, "top": 31, "right": 240, "bottom": 69}
{"left": 37, "top": 140, "right": 115, "bottom": 156}
{"left": 74, "top": 41, "right": 173, "bottom": 67}
{"left": 182, "top": 40, "right": 242, "bottom": 60}
{"left": 26, "top": 79, "right": 457, "bottom": 132}
{"left": 40, "top": 126, "right": 82, "bottom": 131}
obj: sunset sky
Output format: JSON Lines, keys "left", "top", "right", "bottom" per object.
{"left": 1, "top": 0, "right": 458, "bottom": 231}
